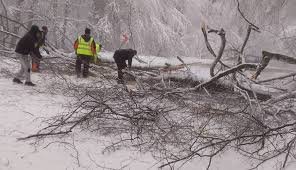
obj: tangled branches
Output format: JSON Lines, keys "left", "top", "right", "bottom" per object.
{"left": 18, "top": 71, "right": 296, "bottom": 169}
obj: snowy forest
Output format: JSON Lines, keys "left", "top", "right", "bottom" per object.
{"left": 0, "top": 0, "right": 296, "bottom": 170}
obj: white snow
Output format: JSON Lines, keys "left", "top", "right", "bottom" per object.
{"left": 0, "top": 56, "right": 295, "bottom": 170}
{"left": 0, "top": 75, "right": 157, "bottom": 170}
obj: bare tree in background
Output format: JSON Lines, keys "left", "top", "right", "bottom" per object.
{"left": 61, "top": 0, "right": 71, "bottom": 50}
{"left": 9, "top": 0, "right": 25, "bottom": 48}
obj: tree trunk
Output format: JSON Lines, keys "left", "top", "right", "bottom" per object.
{"left": 9, "top": 0, "right": 25, "bottom": 48}
{"left": 62, "top": 0, "right": 71, "bottom": 50}
{"left": 52, "top": 0, "right": 58, "bottom": 48}
{"left": 93, "top": 0, "right": 108, "bottom": 16}
{"left": 201, "top": 25, "right": 227, "bottom": 77}
{"left": 0, "top": 0, "right": 9, "bottom": 47}
{"left": 253, "top": 51, "right": 296, "bottom": 79}
{"left": 27, "top": 0, "right": 38, "bottom": 28}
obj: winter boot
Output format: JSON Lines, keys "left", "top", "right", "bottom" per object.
{"left": 24, "top": 81, "right": 36, "bottom": 86}
{"left": 13, "top": 78, "right": 23, "bottom": 84}
{"left": 117, "top": 79, "right": 124, "bottom": 84}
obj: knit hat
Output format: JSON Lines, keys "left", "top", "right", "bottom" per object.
{"left": 85, "top": 28, "right": 91, "bottom": 35}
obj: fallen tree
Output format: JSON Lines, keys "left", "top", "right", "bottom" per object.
{"left": 16, "top": 66, "right": 296, "bottom": 169}
{"left": 4, "top": 6, "right": 295, "bottom": 170}
{"left": 253, "top": 51, "right": 296, "bottom": 80}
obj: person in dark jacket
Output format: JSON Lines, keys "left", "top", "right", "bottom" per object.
{"left": 13, "top": 25, "right": 43, "bottom": 86}
{"left": 74, "top": 28, "right": 96, "bottom": 78}
{"left": 32, "top": 26, "right": 48, "bottom": 72}
{"left": 113, "top": 49, "right": 137, "bottom": 83}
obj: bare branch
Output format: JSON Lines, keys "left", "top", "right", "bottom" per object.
{"left": 192, "top": 63, "right": 256, "bottom": 90}
{"left": 236, "top": 0, "right": 260, "bottom": 32}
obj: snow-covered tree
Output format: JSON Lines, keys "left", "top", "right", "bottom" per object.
{"left": 1, "top": 0, "right": 295, "bottom": 57}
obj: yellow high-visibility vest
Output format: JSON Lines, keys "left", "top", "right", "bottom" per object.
{"left": 77, "top": 36, "right": 94, "bottom": 56}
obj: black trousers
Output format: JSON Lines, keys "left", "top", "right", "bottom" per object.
{"left": 116, "top": 62, "right": 127, "bottom": 80}
{"left": 76, "top": 55, "right": 91, "bottom": 77}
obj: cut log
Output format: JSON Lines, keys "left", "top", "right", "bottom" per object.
{"left": 266, "top": 90, "right": 296, "bottom": 104}
{"left": 253, "top": 51, "right": 296, "bottom": 79}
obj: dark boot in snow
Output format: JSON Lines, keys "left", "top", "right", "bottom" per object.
{"left": 13, "top": 78, "right": 23, "bottom": 84}
{"left": 82, "top": 73, "right": 88, "bottom": 78}
{"left": 117, "top": 79, "right": 124, "bottom": 84}
{"left": 24, "top": 81, "right": 36, "bottom": 86}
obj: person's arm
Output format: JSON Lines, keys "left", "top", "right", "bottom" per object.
{"left": 128, "top": 56, "right": 133, "bottom": 68}
{"left": 91, "top": 40, "right": 96, "bottom": 56}
{"left": 32, "top": 43, "right": 42, "bottom": 59}
{"left": 74, "top": 39, "right": 79, "bottom": 54}
{"left": 113, "top": 50, "right": 118, "bottom": 60}
{"left": 96, "top": 43, "right": 102, "bottom": 54}
{"left": 40, "top": 32, "right": 46, "bottom": 46}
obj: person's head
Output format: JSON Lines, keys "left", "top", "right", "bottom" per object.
{"left": 42, "top": 26, "right": 48, "bottom": 34}
{"left": 29, "top": 25, "right": 40, "bottom": 38}
{"left": 85, "top": 28, "right": 91, "bottom": 36}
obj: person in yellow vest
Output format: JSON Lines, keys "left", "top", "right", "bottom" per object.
{"left": 74, "top": 28, "right": 96, "bottom": 78}
{"left": 93, "top": 43, "right": 102, "bottom": 64}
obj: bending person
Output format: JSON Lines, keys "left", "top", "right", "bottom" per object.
{"left": 13, "top": 25, "right": 43, "bottom": 86}
{"left": 113, "top": 49, "right": 137, "bottom": 84}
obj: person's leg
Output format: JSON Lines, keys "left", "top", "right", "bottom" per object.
{"left": 23, "top": 54, "right": 32, "bottom": 83}
{"left": 15, "top": 53, "right": 26, "bottom": 81}
{"left": 23, "top": 55, "right": 36, "bottom": 86}
{"left": 116, "top": 63, "right": 125, "bottom": 84}
{"left": 117, "top": 69, "right": 124, "bottom": 84}
{"left": 82, "top": 56, "right": 91, "bottom": 78}
{"left": 118, "top": 69, "right": 123, "bottom": 80}
{"left": 76, "top": 56, "right": 82, "bottom": 77}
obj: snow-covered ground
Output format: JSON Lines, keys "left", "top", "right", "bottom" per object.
{"left": 0, "top": 55, "right": 296, "bottom": 170}
{"left": 0, "top": 67, "right": 160, "bottom": 170}
{"left": 0, "top": 75, "right": 295, "bottom": 170}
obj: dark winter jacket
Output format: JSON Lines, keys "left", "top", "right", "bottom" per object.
{"left": 15, "top": 25, "right": 42, "bottom": 58}
{"left": 113, "top": 49, "right": 137, "bottom": 68}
